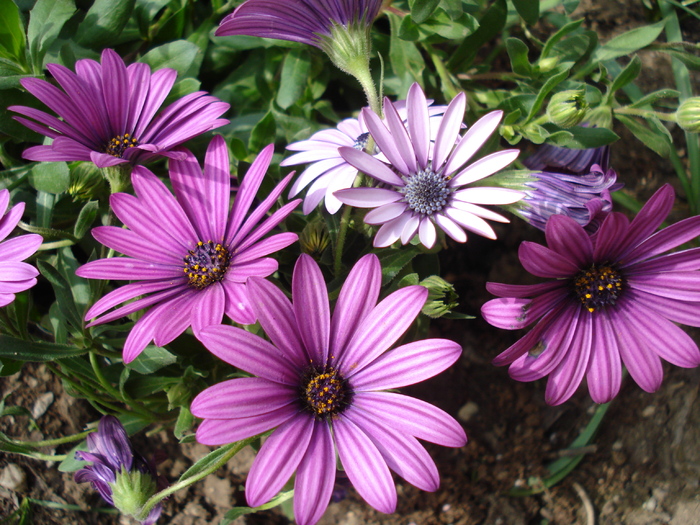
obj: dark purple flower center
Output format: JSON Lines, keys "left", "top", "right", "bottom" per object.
{"left": 105, "top": 133, "right": 139, "bottom": 158}
{"left": 573, "top": 264, "right": 623, "bottom": 312}
{"left": 402, "top": 168, "right": 451, "bottom": 215}
{"left": 183, "top": 240, "right": 231, "bottom": 289}
{"left": 353, "top": 132, "right": 370, "bottom": 150}
{"left": 302, "top": 366, "right": 351, "bottom": 418}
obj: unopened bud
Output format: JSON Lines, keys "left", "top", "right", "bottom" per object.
{"left": 547, "top": 90, "right": 587, "bottom": 128}
{"left": 419, "top": 275, "right": 459, "bottom": 318}
{"left": 677, "top": 97, "right": 700, "bottom": 133}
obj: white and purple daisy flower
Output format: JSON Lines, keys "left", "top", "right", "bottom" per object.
{"left": 10, "top": 49, "right": 229, "bottom": 168}
{"left": 0, "top": 189, "right": 42, "bottom": 306}
{"left": 281, "top": 100, "right": 449, "bottom": 215}
{"left": 75, "top": 416, "right": 167, "bottom": 525}
{"left": 192, "top": 253, "right": 466, "bottom": 525}
{"left": 482, "top": 184, "right": 700, "bottom": 405}
{"left": 335, "top": 83, "right": 524, "bottom": 249}
{"left": 76, "top": 136, "right": 300, "bottom": 363}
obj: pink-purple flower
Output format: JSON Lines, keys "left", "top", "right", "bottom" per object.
{"left": 335, "top": 83, "right": 523, "bottom": 248}
{"left": 0, "top": 189, "right": 42, "bottom": 306}
{"left": 76, "top": 136, "right": 300, "bottom": 363}
{"left": 10, "top": 49, "right": 229, "bottom": 168}
{"left": 482, "top": 184, "right": 700, "bottom": 405}
{"left": 215, "top": 0, "right": 383, "bottom": 49}
{"left": 191, "top": 253, "right": 466, "bottom": 525}
{"left": 75, "top": 416, "right": 167, "bottom": 525}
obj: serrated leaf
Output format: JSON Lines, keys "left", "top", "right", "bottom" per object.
{"left": 29, "top": 162, "right": 70, "bottom": 194}
{"left": 27, "top": 0, "right": 76, "bottom": 70}
{"left": 75, "top": 0, "right": 135, "bottom": 48}
{"left": 512, "top": 0, "right": 539, "bottom": 25}
{"left": 376, "top": 246, "right": 421, "bottom": 286}
{"left": 0, "top": 335, "right": 87, "bottom": 361}
{"left": 593, "top": 20, "right": 665, "bottom": 62}
{"left": 410, "top": 0, "right": 440, "bottom": 23}
{"left": 277, "top": 48, "right": 311, "bottom": 109}
{"left": 140, "top": 39, "right": 200, "bottom": 76}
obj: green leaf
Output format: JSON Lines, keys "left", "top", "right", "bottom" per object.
{"left": 410, "top": 0, "right": 440, "bottom": 23}
{"left": 248, "top": 111, "right": 276, "bottom": 153}
{"left": 593, "top": 20, "right": 665, "bottom": 62}
{"left": 140, "top": 39, "right": 200, "bottom": 77}
{"left": 447, "top": 0, "right": 504, "bottom": 70}
{"left": 388, "top": 12, "right": 425, "bottom": 89}
{"left": 606, "top": 55, "right": 642, "bottom": 102}
{"left": 512, "top": 0, "right": 539, "bottom": 25}
{"left": 0, "top": 0, "right": 26, "bottom": 62}
{"left": 661, "top": 48, "right": 700, "bottom": 71}
{"left": 126, "top": 345, "right": 177, "bottom": 374}
{"left": 221, "top": 490, "right": 294, "bottom": 524}
{"left": 58, "top": 440, "right": 88, "bottom": 472}
{"left": 276, "top": 48, "right": 311, "bottom": 109}
{"left": 178, "top": 442, "right": 240, "bottom": 483}
{"left": 75, "top": 0, "right": 135, "bottom": 48}
{"left": 27, "top": 0, "right": 77, "bottom": 70}
{"left": 629, "top": 88, "right": 680, "bottom": 109}
{"left": 525, "top": 65, "right": 569, "bottom": 122}
{"left": 174, "top": 405, "right": 194, "bottom": 440}
{"left": 376, "top": 246, "right": 421, "bottom": 286}
{"left": 545, "top": 125, "right": 619, "bottom": 148}
{"left": 37, "top": 260, "right": 83, "bottom": 332}
{"left": 0, "top": 358, "right": 22, "bottom": 376}
{"left": 421, "top": 10, "right": 477, "bottom": 40}
{"left": 0, "top": 335, "right": 87, "bottom": 361}
{"left": 615, "top": 113, "right": 671, "bottom": 157}
{"left": 28, "top": 162, "right": 70, "bottom": 194}
{"left": 73, "top": 200, "right": 99, "bottom": 240}
{"left": 541, "top": 19, "right": 584, "bottom": 60}
{"left": 505, "top": 37, "right": 532, "bottom": 76}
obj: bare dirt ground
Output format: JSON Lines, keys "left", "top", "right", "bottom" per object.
{"left": 2, "top": 1, "right": 700, "bottom": 524}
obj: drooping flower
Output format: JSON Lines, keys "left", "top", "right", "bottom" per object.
{"left": 516, "top": 142, "right": 619, "bottom": 232}
{"left": 281, "top": 100, "right": 449, "bottom": 214}
{"left": 482, "top": 184, "right": 700, "bottom": 405}
{"left": 191, "top": 253, "right": 466, "bottom": 525}
{"left": 0, "top": 189, "right": 42, "bottom": 306}
{"left": 10, "top": 49, "right": 229, "bottom": 168}
{"left": 335, "top": 83, "right": 523, "bottom": 249}
{"left": 76, "top": 136, "right": 300, "bottom": 363}
{"left": 75, "top": 416, "right": 167, "bottom": 525}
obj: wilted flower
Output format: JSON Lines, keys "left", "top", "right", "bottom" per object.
{"left": 75, "top": 416, "right": 166, "bottom": 524}
{"left": 192, "top": 253, "right": 466, "bottom": 525}
{"left": 10, "top": 49, "right": 229, "bottom": 168}
{"left": 281, "top": 100, "right": 448, "bottom": 214}
{"left": 0, "top": 189, "right": 42, "bottom": 306}
{"left": 482, "top": 185, "right": 700, "bottom": 405}
{"left": 335, "top": 83, "right": 523, "bottom": 248}
{"left": 76, "top": 136, "right": 300, "bottom": 363}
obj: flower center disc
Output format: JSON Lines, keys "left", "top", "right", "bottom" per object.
{"left": 402, "top": 169, "right": 451, "bottom": 215}
{"left": 303, "top": 367, "right": 350, "bottom": 418}
{"left": 183, "top": 241, "right": 231, "bottom": 289}
{"left": 106, "top": 133, "right": 139, "bottom": 158}
{"left": 573, "top": 264, "right": 623, "bottom": 312}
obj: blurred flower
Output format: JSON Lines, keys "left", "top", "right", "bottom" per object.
{"left": 482, "top": 185, "right": 700, "bottom": 405}
{"left": 676, "top": 96, "right": 700, "bottom": 133}
{"left": 546, "top": 89, "right": 588, "bottom": 129}
{"left": 281, "top": 100, "right": 448, "bottom": 214}
{"left": 335, "top": 83, "right": 523, "bottom": 248}
{"left": 10, "top": 49, "right": 229, "bottom": 169}
{"left": 523, "top": 142, "right": 610, "bottom": 174}
{"left": 76, "top": 137, "right": 300, "bottom": 363}
{"left": 75, "top": 416, "right": 166, "bottom": 524}
{"left": 192, "top": 253, "right": 466, "bottom": 525}
{"left": 0, "top": 190, "right": 42, "bottom": 307}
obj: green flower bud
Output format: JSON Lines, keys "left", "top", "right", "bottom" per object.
{"left": 68, "top": 162, "right": 106, "bottom": 202}
{"left": 536, "top": 57, "right": 560, "bottom": 74}
{"left": 320, "top": 22, "right": 372, "bottom": 78}
{"left": 677, "top": 97, "right": 700, "bottom": 133}
{"left": 419, "top": 275, "right": 459, "bottom": 318}
{"left": 299, "top": 219, "right": 330, "bottom": 258}
{"left": 111, "top": 467, "right": 158, "bottom": 519}
{"left": 547, "top": 90, "right": 588, "bottom": 128}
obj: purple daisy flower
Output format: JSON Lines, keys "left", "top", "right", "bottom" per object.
{"left": 482, "top": 184, "right": 700, "bottom": 405}
{"left": 191, "top": 253, "right": 466, "bottom": 525}
{"left": 10, "top": 49, "right": 229, "bottom": 168}
{"left": 523, "top": 143, "right": 610, "bottom": 174}
{"left": 76, "top": 136, "right": 300, "bottom": 363}
{"left": 75, "top": 416, "right": 167, "bottom": 524}
{"left": 215, "top": 0, "right": 383, "bottom": 49}
{"left": 334, "top": 83, "right": 524, "bottom": 249}
{"left": 281, "top": 100, "right": 449, "bottom": 215}
{"left": 0, "top": 190, "right": 42, "bottom": 306}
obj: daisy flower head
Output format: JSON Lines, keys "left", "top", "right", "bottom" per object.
{"left": 281, "top": 99, "right": 449, "bottom": 215}
{"left": 76, "top": 136, "right": 300, "bottom": 363}
{"left": 75, "top": 416, "right": 167, "bottom": 525}
{"left": 482, "top": 184, "right": 700, "bottom": 405}
{"left": 192, "top": 253, "right": 466, "bottom": 525}
{"left": 10, "top": 49, "right": 229, "bottom": 169}
{"left": 335, "top": 83, "right": 524, "bottom": 249}
{"left": 0, "top": 189, "right": 42, "bottom": 306}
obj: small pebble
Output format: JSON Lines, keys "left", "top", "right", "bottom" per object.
{"left": 458, "top": 401, "right": 479, "bottom": 422}
{"left": 31, "top": 392, "right": 54, "bottom": 419}
{"left": 641, "top": 405, "right": 656, "bottom": 418}
{"left": 0, "top": 464, "right": 27, "bottom": 492}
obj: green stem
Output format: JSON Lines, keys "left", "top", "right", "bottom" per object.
{"left": 13, "top": 430, "right": 93, "bottom": 448}
{"left": 136, "top": 437, "right": 257, "bottom": 521}
{"left": 47, "top": 363, "right": 127, "bottom": 415}
{"left": 89, "top": 352, "right": 154, "bottom": 419}
{"left": 334, "top": 204, "right": 353, "bottom": 276}
{"left": 353, "top": 59, "right": 382, "bottom": 117}
{"left": 613, "top": 106, "right": 678, "bottom": 122}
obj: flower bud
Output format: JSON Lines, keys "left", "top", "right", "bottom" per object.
{"left": 677, "top": 97, "right": 700, "bottom": 133}
{"left": 547, "top": 90, "right": 588, "bottom": 128}
{"left": 68, "top": 163, "right": 106, "bottom": 202}
{"left": 419, "top": 275, "right": 459, "bottom": 318}
{"left": 111, "top": 468, "right": 158, "bottom": 518}
{"left": 299, "top": 219, "right": 330, "bottom": 258}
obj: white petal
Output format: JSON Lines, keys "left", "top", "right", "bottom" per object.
{"left": 443, "top": 111, "right": 504, "bottom": 176}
